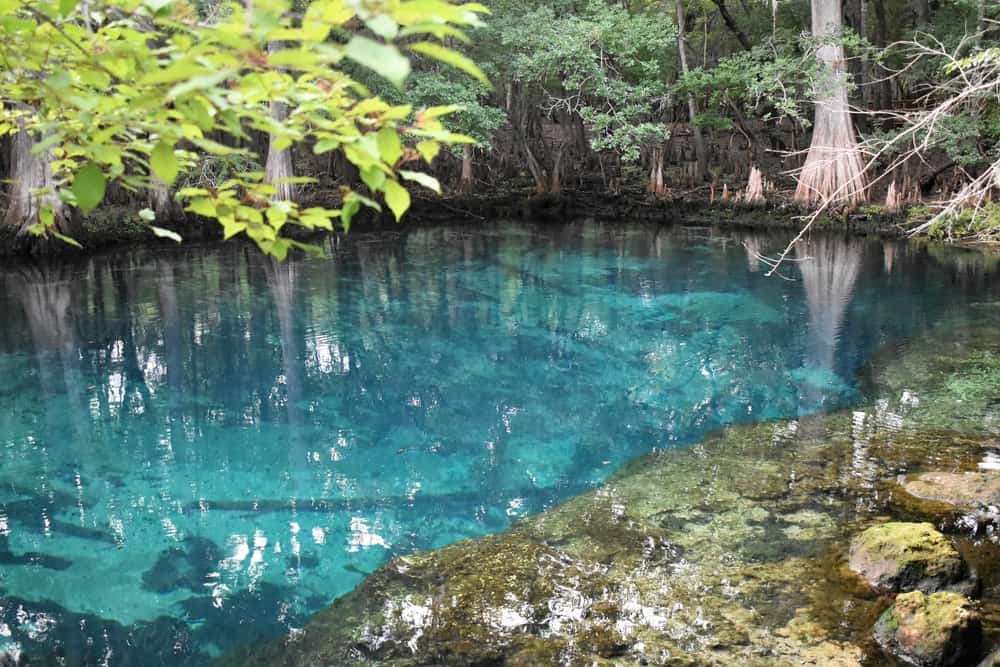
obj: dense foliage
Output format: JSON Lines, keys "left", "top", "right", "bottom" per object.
{"left": 3, "top": 0, "right": 1000, "bottom": 247}
{"left": 0, "top": 0, "right": 489, "bottom": 255}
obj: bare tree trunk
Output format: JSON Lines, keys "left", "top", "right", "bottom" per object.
{"left": 675, "top": 0, "right": 707, "bottom": 182}
{"left": 873, "top": 0, "right": 891, "bottom": 110}
{"left": 3, "top": 118, "right": 71, "bottom": 242}
{"left": 794, "top": 0, "right": 868, "bottom": 207}
{"left": 460, "top": 144, "right": 474, "bottom": 193}
{"left": 709, "top": 0, "right": 752, "bottom": 50}
{"left": 550, "top": 143, "right": 564, "bottom": 193}
{"left": 976, "top": 0, "right": 985, "bottom": 47}
{"left": 265, "top": 42, "right": 295, "bottom": 202}
{"left": 854, "top": 0, "right": 873, "bottom": 110}
{"left": 523, "top": 142, "right": 548, "bottom": 194}
{"left": 655, "top": 146, "right": 665, "bottom": 195}
{"left": 149, "top": 179, "right": 172, "bottom": 218}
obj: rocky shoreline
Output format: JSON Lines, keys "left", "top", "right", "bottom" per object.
{"left": 224, "top": 324, "right": 1000, "bottom": 666}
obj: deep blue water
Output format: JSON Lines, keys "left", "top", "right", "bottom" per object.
{"left": 1, "top": 222, "right": 998, "bottom": 664}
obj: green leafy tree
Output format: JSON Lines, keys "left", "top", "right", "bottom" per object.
{"left": 484, "top": 0, "right": 675, "bottom": 191}
{"left": 0, "top": 0, "right": 489, "bottom": 256}
{"left": 382, "top": 71, "right": 506, "bottom": 191}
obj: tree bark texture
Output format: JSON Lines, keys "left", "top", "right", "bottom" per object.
{"left": 794, "top": 0, "right": 868, "bottom": 206}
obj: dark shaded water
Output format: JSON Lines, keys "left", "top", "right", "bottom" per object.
{"left": 0, "top": 222, "right": 997, "bottom": 664}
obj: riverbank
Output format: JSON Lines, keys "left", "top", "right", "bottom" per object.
{"left": 0, "top": 187, "right": 924, "bottom": 258}
{"left": 225, "top": 321, "right": 1000, "bottom": 666}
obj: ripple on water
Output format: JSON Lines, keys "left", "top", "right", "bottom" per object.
{"left": 0, "top": 223, "right": 998, "bottom": 663}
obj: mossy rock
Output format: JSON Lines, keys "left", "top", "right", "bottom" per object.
{"left": 873, "top": 591, "right": 982, "bottom": 666}
{"left": 848, "top": 522, "right": 968, "bottom": 593}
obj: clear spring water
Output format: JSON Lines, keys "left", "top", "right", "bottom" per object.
{"left": 1, "top": 221, "right": 998, "bottom": 664}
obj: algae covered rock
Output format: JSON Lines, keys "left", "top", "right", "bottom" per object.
{"left": 848, "top": 522, "right": 968, "bottom": 593}
{"left": 873, "top": 591, "right": 982, "bottom": 666}
{"left": 903, "top": 471, "right": 1000, "bottom": 510}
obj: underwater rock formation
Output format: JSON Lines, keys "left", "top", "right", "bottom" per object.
{"left": 142, "top": 536, "right": 223, "bottom": 594}
{"left": 848, "top": 522, "right": 970, "bottom": 594}
{"left": 902, "top": 472, "right": 1000, "bottom": 510}
{"left": 223, "top": 324, "right": 1000, "bottom": 667}
{"left": 873, "top": 591, "right": 981, "bottom": 667}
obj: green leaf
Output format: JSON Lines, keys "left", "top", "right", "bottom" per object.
{"left": 71, "top": 163, "right": 106, "bottom": 214}
{"left": 51, "top": 231, "right": 83, "bottom": 249}
{"left": 416, "top": 140, "right": 440, "bottom": 163}
{"left": 376, "top": 127, "right": 402, "bottom": 165}
{"left": 399, "top": 170, "right": 441, "bottom": 194}
{"left": 422, "top": 104, "right": 463, "bottom": 119}
{"left": 150, "top": 141, "right": 179, "bottom": 186}
{"left": 345, "top": 37, "right": 411, "bottom": 87}
{"left": 186, "top": 198, "right": 216, "bottom": 217}
{"left": 151, "top": 226, "right": 182, "bottom": 243}
{"left": 360, "top": 165, "right": 386, "bottom": 192}
{"left": 408, "top": 42, "right": 489, "bottom": 86}
{"left": 314, "top": 138, "right": 341, "bottom": 154}
{"left": 399, "top": 23, "right": 470, "bottom": 43}
{"left": 383, "top": 180, "right": 410, "bottom": 222}
{"left": 139, "top": 208, "right": 156, "bottom": 221}
{"left": 59, "top": 0, "right": 77, "bottom": 17}
{"left": 366, "top": 14, "right": 398, "bottom": 40}
{"left": 340, "top": 197, "right": 361, "bottom": 232}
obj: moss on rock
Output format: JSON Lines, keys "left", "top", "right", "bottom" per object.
{"left": 225, "top": 325, "right": 1000, "bottom": 667}
{"left": 849, "top": 522, "right": 968, "bottom": 593}
{"left": 873, "top": 591, "right": 982, "bottom": 666}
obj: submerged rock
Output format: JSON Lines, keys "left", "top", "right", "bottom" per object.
{"left": 224, "top": 325, "right": 1000, "bottom": 667}
{"left": 873, "top": 591, "right": 981, "bottom": 666}
{"left": 903, "top": 471, "right": 1000, "bottom": 510}
{"left": 142, "top": 536, "right": 222, "bottom": 594}
{"left": 848, "top": 522, "right": 970, "bottom": 594}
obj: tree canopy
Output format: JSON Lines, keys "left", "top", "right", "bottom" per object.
{"left": 0, "top": 0, "right": 490, "bottom": 256}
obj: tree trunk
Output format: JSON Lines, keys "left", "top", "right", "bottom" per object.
{"left": 3, "top": 118, "right": 71, "bottom": 245}
{"left": 873, "top": 0, "right": 891, "bottom": 110}
{"left": 709, "top": 0, "right": 752, "bottom": 51}
{"left": 794, "top": 0, "right": 867, "bottom": 207}
{"left": 675, "top": 0, "right": 707, "bottom": 182}
{"left": 265, "top": 42, "right": 295, "bottom": 202}
{"left": 265, "top": 99, "right": 295, "bottom": 202}
{"left": 976, "top": 0, "right": 985, "bottom": 46}
{"left": 460, "top": 144, "right": 474, "bottom": 193}
{"left": 149, "top": 179, "right": 173, "bottom": 218}
{"left": 550, "top": 143, "right": 564, "bottom": 193}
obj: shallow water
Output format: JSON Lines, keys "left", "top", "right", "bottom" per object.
{"left": 0, "top": 222, "right": 998, "bottom": 664}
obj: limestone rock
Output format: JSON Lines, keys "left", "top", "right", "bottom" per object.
{"left": 848, "top": 522, "right": 967, "bottom": 593}
{"left": 873, "top": 591, "right": 981, "bottom": 666}
{"left": 903, "top": 471, "right": 1000, "bottom": 510}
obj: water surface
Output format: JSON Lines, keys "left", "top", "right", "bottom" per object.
{"left": 1, "top": 222, "right": 998, "bottom": 663}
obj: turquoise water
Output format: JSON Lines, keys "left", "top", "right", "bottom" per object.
{"left": 1, "top": 222, "right": 998, "bottom": 664}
